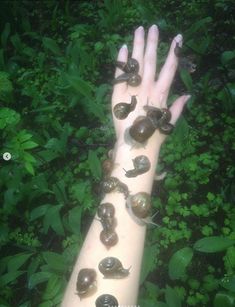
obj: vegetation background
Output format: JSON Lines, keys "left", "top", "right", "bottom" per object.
{"left": 0, "top": 0, "right": 234, "bottom": 306}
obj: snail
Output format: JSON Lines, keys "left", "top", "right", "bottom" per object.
{"left": 113, "top": 58, "right": 142, "bottom": 87}
{"left": 101, "top": 177, "right": 129, "bottom": 199}
{"left": 126, "top": 192, "right": 158, "bottom": 226}
{"left": 129, "top": 106, "right": 174, "bottom": 143}
{"left": 98, "top": 257, "right": 130, "bottom": 279}
{"left": 100, "top": 229, "right": 118, "bottom": 248}
{"left": 113, "top": 95, "right": 137, "bottom": 120}
{"left": 97, "top": 203, "right": 116, "bottom": 232}
{"left": 124, "top": 155, "right": 151, "bottom": 177}
{"left": 95, "top": 294, "right": 119, "bottom": 307}
{"left": 76, "top": 268, "right": 97, "bottom": 297}
{"left": 174, "top": 42, "right": 196, "bottom": 73}
{"left": 102, "top": 159, "right": 114, "bottom": 176}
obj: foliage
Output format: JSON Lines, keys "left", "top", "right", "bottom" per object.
{"left": 0, "top": 0, "right": 234, "bottom": 306}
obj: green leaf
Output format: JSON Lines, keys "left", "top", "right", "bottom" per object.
{"left": 68, "top": 206, "right": 82, "bottom": 235}
{"left": 30, "top": 204, "right": 50, "bottom": 221}
{"left": 140, "top": 244, "right": 158, "bottom": 284}
{"left": 221, "top": 51, "right": 235, "bottom": 65}
{"left": 88, "top": 150, "right": 102, "bottom": 180}
{"left": 1, "top": 22, "right": 11, "bottom": 48}
{"left": 179, "top": 68, "right": 193, "bottom": 91}
{"left": 42, "top": 37, "right": 61, "bottom": 55}
{"left": 213, "top": 292, "right": 235, "bottom": 307}
{"left": 42, "top": 252, "right": 66, "bottom": 273}
{"left": 194, "top": 236, "right": 235, "bottom": 253}
{"left": 185, "top": 17, "right": 212, "bottom": 38}
{"left": 24, "top": 161, "right": 35, "bottom": 176}
{"left": 42, "top": 274, "right": 63, "bottom": 301}
{"left": 21, "top": 141, "right": 38, "bottom": 150}
{"left": 7, "top": 253, "right": 33, "bottom": 272}
{"left": 66, "top": 75, "right": 94, "bottom": 99}
{"left": 169, "top": 247, "right": 193, "bottom": 280}
{"left": 220, "top": 276, "right": 235, "bottom": 292}
{"left": 43, "top": 205, "right": 64, "bottom": 235}
{"left": 165, "top": 285, "right": 182, "bottom": 307}
{"left": 28, "top": 271, "right": 52, "bottom": 289}
{"left": 0, "top": 271, "right": 25, "bottom": 286}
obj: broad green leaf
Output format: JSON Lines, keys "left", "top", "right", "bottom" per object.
{"left": 24, "top": 161, "right": 35, "bottom": 175}
{"left": 21, "top": 141, "right": 38, "bottom": 150}
{"left": 42, "top": 274, "right": 63, "bottom": 301}
{"left": 88, "top": 150, "right": 102, "bottom": 180}
{"left": 0, "top": 108, "right": 20, "bottom": 129}
{"left": 169, "top": 247, "right": 193, "bottom": 280}
{"left": 1, "top": 22, "right": 11, "bottom": 48}
{"left": 221, "top": 51, "right": 235, "bottom": 65}
{"left": 140, "top": 244, "right": 158, "bottom": 284}
{"left": 42, "top": 37, "right": 61, "bottom": 55}
{"left": 185, "top": 17, "right": 212, "bottom": 38}
{"left": 42, "top": 252, "right": 66, "bottom": 273}
{"left": 68, "top": 206, "right": 82, "bottom": 235}
{"left": 179, "top": 68, "right": 193, "bottom": 91}
{"left": 30, "top": 204, "right": 50, "bottom": 221}
{"left": 28, "top": 271, "right": 52, "bottom": 289}
{"left": 0, "top": 271, "right": 25, "bottom": 286}
{"left": 23, "top": 152, "right": 37, "bottom": 163}
{"left": 213, "top": 292, "right": 235, "bottom": 307}
{"left": 43, "top": 205, "right": 64, "bottom": 235}
{"left": 7, "top": 253, "right": 33, "bottom": 272}
{"left": 220, "top": 276, "right": 235, "bottom": 292}
{"left": 66, "top": 75, "right": 93, "bottom": 99}
{"left": 165, "top": 285, "right": 182, "bottom": 307}
{"left": 194, "top": 236, "right": 235, "bottom": 253}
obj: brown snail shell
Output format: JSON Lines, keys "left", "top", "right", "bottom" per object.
{"left": 102, "top": 159, "right": 113, "bottom": 176}
{"left": 100, "top": 230, "right": 118, "bottom": 248}
{"left": 129, "top": 116, "right": 156, "bottom": 143}
{"left": 116, "top": 58, "right": 139, "bottom": 74}
{"left": 101, "top": 177, "right": 129, "bottom": 199}
{"left": 113, "top": 95, "right": 137, "bottom": 120}
{"left": 124, "top": 155, "right": 151, "bottom": 177}
{"left": 98, "top": 257, "right": 130, "bottom": 279}
{"left": 97, "top": 203, "right": 115, "bottom": 219}
{"left": 76, "top": 268, "right": 97, "bottom": 297}
{"left": 95, "top": 294, "right": 119, "bottom": 307}
{"left": 127, "top": 73, "right": 142, "bottom": 87}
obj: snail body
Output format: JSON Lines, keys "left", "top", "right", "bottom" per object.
{"left": 95, "top": 294, "right": 119, "bottom": 307}
{"left": 76, "top": 268, "right": 97, "bottom": 297}
{"left": 113, "top": 72, "right": 141, "bottom": 87}
{"left": 100, "top": 230, "right": 118, "bottom": 248}
{"left": 116, "top": 58, "right": 139, "bottom": 73}
{"left": 99, "top": 257, "right": 130, "bottom": 279}
{"left": 124, "top": 155, "right": 151, "bottom": 177}
{"left": 113, "top": 95, "right": 137, "bottom": 120}
{"left": 101, "top": 177, "right": 129, "bottom": 199}
{"left": 114, "top": 58, "right": 142, "bottom": 87}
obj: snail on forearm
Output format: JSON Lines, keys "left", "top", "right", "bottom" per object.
{"left": 98, "top": 257, "right": 130, "bottom": 279}
{"left": 126, "top": 192, "right": 158, "bottom": 226}
{"left": 100, "top": 229, "right": 118, "bottom": 248}
{"left": 95, "top": 294, "right": 119, "bottom": 307}
{"left": 76, "top": 268, "right": 97, "bottom": 297}
{"left": 101, "top": 176, "right": 129, "bottom": 199}
{"left": 124, "top": 155, "right": 151, "bottom": 177}
{"left": 97, "top": 203, "right": 116, "bottom": 232}
{"left": 113, "top": 58, "right": 142, "bottom": 87}
{"left": 113, "top": 95, "right": 137, "bottom": 120}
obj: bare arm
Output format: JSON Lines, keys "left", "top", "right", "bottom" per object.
{"left": 61, "top": 25, "right": 190, "bottom": 307}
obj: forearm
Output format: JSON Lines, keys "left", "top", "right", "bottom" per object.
{"left": 61, "top": 132, "right": 164, "bottom": 306}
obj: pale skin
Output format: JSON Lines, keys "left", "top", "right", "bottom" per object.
{"left": 61, "top": 25, "right": 190, "bottom": 306}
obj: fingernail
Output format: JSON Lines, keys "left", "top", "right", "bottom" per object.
{"left": 150, "top": 24, "right": 158, "bottom": 31}
{"left": 136, "top": 26, "right": 144, "bottom": 32}
{"left": 184, "top": 94, "right": 191, "bottom": 102}
{"left": 175, "top": 34, "right": 183, "bottom": 47}
{"left": 121, "top": 44, "right": 128, "bottom": 49}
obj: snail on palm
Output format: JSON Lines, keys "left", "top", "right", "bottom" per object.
{"left": 95, "top": 294, "right": 119, "bottom": 307}
{"left": 129, "top": 105, "right": 174, "bottom": 144}
{"left": 124, "top": 155, "right": 151, "bottom": 177}
{"left": 113, "top": 95, "right": 137, "bottom": 120}
{"left": 76, "top": 268, "right": 97, "bottom": 297}
{"left": 113, "top": 58, "right": 142, "bottom": 87}
{"left": 126, "top": 192, "right": 158, "bottom": 226}
{"left": 98, "top": 257, "right": 130, "bottom": 279}
{"left": 101, "top": 176, "right": 129, "bottom": 199}
{"left": 100, "top": 229, "right": 118, "bottom": 248}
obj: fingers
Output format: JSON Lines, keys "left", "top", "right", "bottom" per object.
{"left": 142, "top": 25, "right": 159, "bottom": 90}
{"left": 113, "top": 44, "right": 129, "bottom": 95}
{"left": 169, "top": 94, "right": 190, "bottom": 125}
{"left": 154, "top": 34, "right": 183, "bottom": 105}
{"left": 131, "top": 26, "right": 145, "bottom": 76}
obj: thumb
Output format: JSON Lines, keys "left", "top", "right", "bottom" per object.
{"left": 169, "top": 95, "right": 191, "bottom": 125}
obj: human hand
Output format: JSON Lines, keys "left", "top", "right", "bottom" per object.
{"left": 112, "top": 25, "right": 191, "bottom": 143}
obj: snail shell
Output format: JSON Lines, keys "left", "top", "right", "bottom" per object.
{"left": 99, "top": 257, "right": 130, "bottom": 279}
{"left": 159, "top": 122, "right": 174, "bottom": 135}
{"left": 101, "top": 177, "right": 119, "bottom": 193}
{"left": 127, "top": 73, "right": 142, "bottom": 87}
{"left": 76, "top": 268, "right": 96, "bottom": 297}
{"left": 97, "top": 203, "right": 115, "bottom": 219}
{"left": 102, "top": 159, "right": 113, "bottom": 176}
{"left": 113, "top": 95, "right": 137, "bottom": 120}
{"left": 124, "top": 155, "right": 151, "bottom": 177}
{"left": 95, "top": 294, "right": 119, "bottom": 307}
{"left": 129, "top": 116, "right": 156, "bottom": 143}
{"left": 100, "top": 230, "right": 118, "bottom": 248}
{"left": 116, "top": 58, "right": 139, "bottom": 74}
